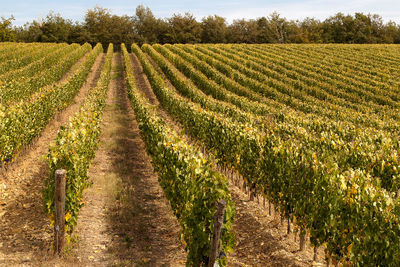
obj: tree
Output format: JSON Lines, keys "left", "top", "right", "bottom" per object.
{"left": 15, "top": 21, "right": 42, "bottom": 42}
{"left": 0, "top": 16, "right": 16, "bottom": 42}
{"left": 39, "top": 12, "right": 73, "bottom": 43}
{"left": 266, "top": 12, "right": 289, "bottom": 43}
{"left": 5, "top": 6, "right": 400, "bottom": 45}
{"left": 84, "top": 6, "right": 136, "bottom": 47}
{"left": 296, "top": 18, "right": 323, "bottom": 43}
{"left": 353, "top": 13, "right": 374, "bottom": 43}
{"left": 68, "top": 23, "right": 90, "bottom": 44}
{"left": 133, "top": 5, "right": 168, "bottom": 44}
{"left": 321, "top": 13, "right": 357, "bottom": 43}
{"left": 166, "top": 13, "right": 202, "bottom": 43}
{"left": 84, "top": 6, "right": 113, "bottom": 46}
{"left": 227, "top": 19, "right": 258, "bottom": 43}
{"left": 255, "top": 12, "right": 293, "bottom": 43}
{"left": 201, "top": 15, "right": 227, "bottom": 43}
{"left": 381, "top": 21, "right": 400, "bottom": 43}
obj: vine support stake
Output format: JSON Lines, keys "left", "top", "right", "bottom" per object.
{"left": 54, "top": 169, "right": 66, "bottom": 256}
{"left": 268, "top": 201, "right": 272, "bottom": 216}
{"left": 313, "top": 246, "right": 318, "bottom": 261}
{"left": 300, "top": 228, "right": 306, "bottom": 251}
{"left": 208, "top": 199, "right": 226, "bottom": 267}
{"left": 250, "top": 186, "right": 255, "bottom": 201}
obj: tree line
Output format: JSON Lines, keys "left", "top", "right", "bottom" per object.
{"left": 1, "top": 5, "right": 400, "bottom": 46}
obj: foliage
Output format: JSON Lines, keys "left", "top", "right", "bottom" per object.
{"left": 0, "top": 43, "right": 99, "bottom": 164}
{"left": 0, "top": 5, "right": 400, "bottom": 45}
{"left": 201, "top": 15, "right": 227, "bottom": 43}
{"left": 84, "top": 7, "right": 136, "bottom": 47}
{"left": 43, "top": 43, "right": 113, "bottom": 233}
{"left": 0, "top": 16, "right": 16, "bottom": 41}
{"left": 0, "top": 43, "right": 90, "bottom": 105}
{"left": 165, "top": 13, "right": 203, "bottom": 44}
{"left": 133, "top": 5, "right": 169, "bottom": 45}
{"left": 7, "top": 7, "right": 400, "bottom": 44}
{"left": 127, "top": 43, "right": 235, "bottom": 266}
{"left": 137, "top": 43, "right": 400, "bottom": 266}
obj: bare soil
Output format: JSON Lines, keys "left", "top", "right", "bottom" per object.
{"left": 0, "top": 53, "right": 104, "bottom": 266}
{"left": 226, "top": 182, "right": 325, "bottom": 267}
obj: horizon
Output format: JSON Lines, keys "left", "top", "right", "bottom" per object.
{"left": 1, "top": 0, "right": 399, "bottom": 27}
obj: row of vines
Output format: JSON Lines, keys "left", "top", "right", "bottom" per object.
{"left": 0, "top": 43, "right": 98, "bottom": 164}
{"left": 134, "top": 43, "right": 400, "bottom": 266}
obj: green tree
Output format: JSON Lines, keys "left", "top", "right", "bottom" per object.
{"left": 266, "top": 12, "right": 289, "bottom": 43}
{"left": 166, "top": 13, "right": 202, "bottom": 43}
{"left": 133, "top": 5, "right": 168, "bottom": 44}
{"left": 227, "top": 19, "right": 259, "bottom": 43}
{"left": 381, "top": 21, "right": 400, "bottom": 43}
{"left": 201, "top": 15, "right": 227, "bottom": 43}
{"left": 84, "top": 6, "right": 113, "bottom": 45}
{"left": 322, "top": 13, "right": 357, "bottom": 43}
{"left": 255, "top": 12, "right": 293, "bottom": 43}
{"left": 68, "top": 23, "right": 90, "bottom": 44}
{"left": 15, "top": 21, "right": 42, "bottom": 42}
{"left": 0, "top": 16, "right": 16, "bottom": 42}
{"left": 84, "top": 6, "right": 136, "bottom": 47}
{"left": 39, "top": 12, "right": 73, "bottom": 42}
{"left": 296, "top": 18, "right": 323, "bottom": 43}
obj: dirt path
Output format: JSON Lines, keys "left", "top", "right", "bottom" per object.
{"left": 68, "top": 53, "right": 186, "bottom": 266}
{"left": 130, "top": 52, "right": 326, "bottom": 266}
{"left": 0, "top": 53, "right": 104, "bottom": 265}
{"left": 227, "top": 185, "right": 322, "bottom": 266}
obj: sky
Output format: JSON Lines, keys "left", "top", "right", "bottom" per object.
{"left": 1, "top": 0, "right": 399, "bottom": 26}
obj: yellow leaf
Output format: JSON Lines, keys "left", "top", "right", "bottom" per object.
{"left": 65, "top": 212, "right": 72, "bottom": 222}
{"left": 351, "top": 186, "right": 357, "bottom": 195}
{"left": 347, "top": 243, "right": 353, "bottom": 257}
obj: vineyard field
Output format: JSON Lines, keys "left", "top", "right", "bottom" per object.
{"left": 1, "top": 43, "right": 400, "bottom": 266}
{"left": 134, "top": 43, "right": 400, "bottom": 266}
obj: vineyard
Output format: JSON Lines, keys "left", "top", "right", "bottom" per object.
{"left": 1, "top": 42, "right": 400, "bottom": 266}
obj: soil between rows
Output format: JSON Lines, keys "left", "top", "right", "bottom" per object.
{"left": 65, "top": 53, "right": 186, "bottom": 266}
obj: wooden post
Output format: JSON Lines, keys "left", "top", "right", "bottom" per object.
{"left": 300, "top": 229, "right": 306, "bottom": 251}
{"left": 250, "top": 186, "right": 254, "bottom": 201}
{"left": 208, "top": 200, "right": 226, "bottom": 267}
{"left": 313, "top": 246, "right": 318, "bottom": 261}
{"left": 54, "top": 169, "right": 66, "bottom": 256}
{"left": 268, "top": 201, "right": 272, "bottom": 216}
